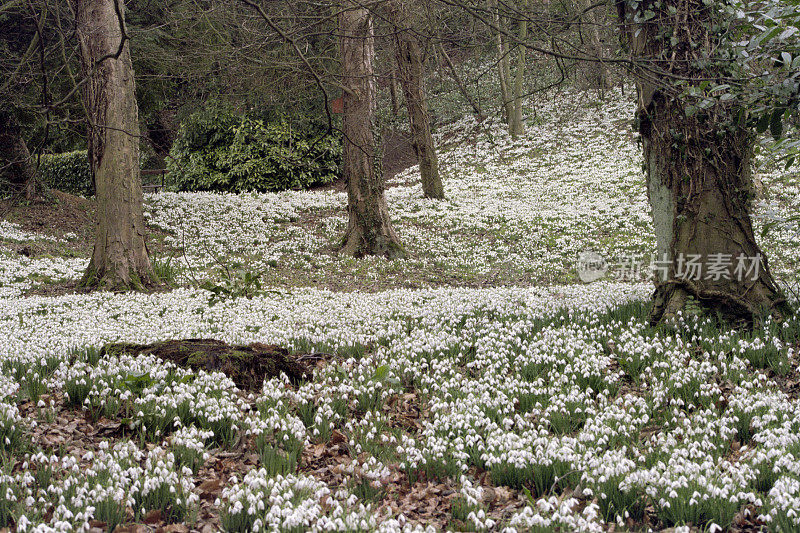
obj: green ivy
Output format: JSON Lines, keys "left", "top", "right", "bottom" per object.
{"left": 166, "top": 106, "right": 341, "bottom": 193}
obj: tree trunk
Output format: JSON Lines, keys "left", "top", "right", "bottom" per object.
{"left": 339, "top": 1, "right": 402, "bottom": 258}
{"left": 582, "top": 0, "right": 608, "bottom": 95}
{"left": 389, "top": 69, "right": 400, "bottom": 115}
{"left": 492, "top": 0, "right": 514, "bottom": 124}
{"left": 390, "top": 0, "right": 443, "bottom": 199}
{"left": 617, "top": 0, "right": 790, "bottom": 325}
{"left": 75, "top": 0, "right": 156, "bottom": 290}
{"left": 439, "top": 43, "right": 486, "bottom": 121}
{"left": 510, "top": 0, "right": 527, "bottom": 138}
{"left": 0, "top": 109, "right": 37, "bottom": 200}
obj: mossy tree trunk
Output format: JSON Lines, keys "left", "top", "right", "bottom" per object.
{"left": 389, "top": 0, "right": 443, "bottom": 199}
{"left": 0, "top": 109, "right": 37, "bottom": 200}
{"left": 75, "top": 0, "right": 155, "bottom": 290}
{"left": 339, "top": 0, "right": 402, "bottom": 258}
{"left": 617, "top": 0, "right": 790, "bottom": 325}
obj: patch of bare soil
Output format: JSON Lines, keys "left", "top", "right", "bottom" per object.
{"left": 1, "top": 190, "right": 95, "bottom": 256}
{"left": 2, "top": 189, "right": 175, "bottom": 256}
{"left": 768, "top": 363, "right": 800, "bottom": 400}
{"left": 1, "top": 190, "right": 93, "bottom": 236}
{"left": 24, "top": 279, "right": 88, "bottom": 298}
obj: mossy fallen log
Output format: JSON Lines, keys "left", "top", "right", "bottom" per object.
{"left": 102, "top": 339, "right": 310, "bottom": 390}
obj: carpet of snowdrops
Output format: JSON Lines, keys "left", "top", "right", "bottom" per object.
{"left": 1, "top": 86, "right": 800, "bottom": 532}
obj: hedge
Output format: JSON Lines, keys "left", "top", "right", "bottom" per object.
{"left": 166, "top": 107, "right": 341, "bottom": 193}
{"left": 37, "top": 150, "right": 93, "bottom": 197}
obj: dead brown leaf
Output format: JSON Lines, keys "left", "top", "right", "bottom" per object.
{"left": 198, "top": 478, "right": 223, "bottom": 502}
{"left": 112, "top": 525, "right": 148, "bottom": 533}
{"left": 143, "top": 509, "right": 162, "bottom": 524}
{"left": 330, "top": 429, "right": 346, "bottom": 444}
{"left": 156, "top": 525, "right": 189, "bottom": 533}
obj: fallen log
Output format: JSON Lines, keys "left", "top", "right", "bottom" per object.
{"left": 102, "top": 339, "right": 310, "bottom": 390}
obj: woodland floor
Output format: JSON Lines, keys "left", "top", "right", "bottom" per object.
{"left": 2, "top": 87, "right": 800, "bottom": 533}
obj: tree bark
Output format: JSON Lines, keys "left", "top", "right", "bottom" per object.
{"left": 75, "top": 0, "right": 156, "bottom": 290}
{"left": 617, "top": 0, "right": 790, "bottom": 325}
{"left": 510, "top": 0, "right": 527, "bottom": 138}
{"left": 339, "top": 0, "right": 402, "bottom": 258}
{"left": 389, "top": 0, "right": 443, "bottom": 199}
{"left": 389, "top": 68, "right": 400, "bottom": 115}
{"left": 492, "top": 0, "right": 514, "bottom": 125}
{"left": 438, "top": 43, "right": 486, "bottom": 121}
{"left": 0, "top": 109, "right": 37, "bottom": 200}
{"left": 581, "top": 0, "right": 608, "bottom": 95}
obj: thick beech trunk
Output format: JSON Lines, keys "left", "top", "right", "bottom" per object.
{"left": 617, "top": 0, "right": 789, "bottom": 324}
{"left": 0, "top": 110, "right": 37, "bottom": 199}
{"left": 339, "top": 1, "right": 402, "bottom": 258}
{"left": 75, "top": 0, "right": 155, "bottom": 290}
{"left": 390, "top": 0, "right": 443, "bottom": 199}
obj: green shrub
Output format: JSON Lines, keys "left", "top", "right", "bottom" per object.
{"left": 37, "top": 150, "right": 93, "bottom": 196}
{"left": 166, "top": 106, "right": 341, "bottom": 193}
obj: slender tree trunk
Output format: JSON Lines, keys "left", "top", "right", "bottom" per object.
{"left": 492, "top": 0, "right": 514, "bottom": 124}
{"left": 339, "top": 0, "right": 402, "bottom": 258}
{"left": 498, "top": 40, "right": 514, "bottom": 124}
{"left": 390, "top": 0, "right": 443, "bottom": 199}
{"left": 0, "top": 110, "right": 37, "bottom": 200}
{"left": 582, "top": 0, "right": 608, "bottom": 95}
{"left": 389, "top": 69, "right": 400, "bottom": 115}
{"left": 510, "top": 0, "right": 527, "bottom": 138}
{"left": 75, "top": 0, "right": 156, "bottom": 290}
{"left": 617, "top": 0, "right": 790, "bottom": 324}
{"left": 439, "top": 43, "right": 485, "bottom": 121}
{"left": 471, "top": 15, "right": 482, "bottom": 63}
